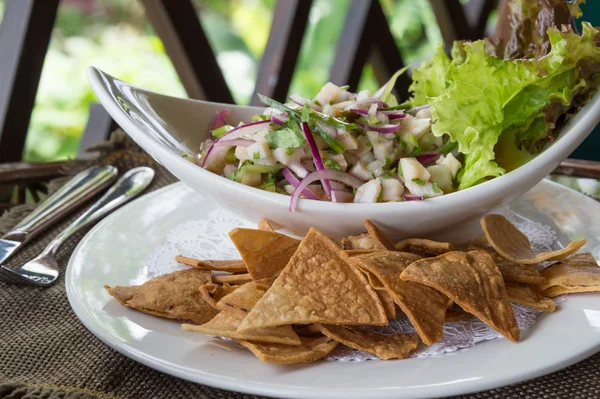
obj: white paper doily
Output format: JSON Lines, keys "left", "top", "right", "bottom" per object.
{"left": 145, "top": 205, "right": 563, "bottom": 361}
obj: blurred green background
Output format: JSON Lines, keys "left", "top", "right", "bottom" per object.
{"left": 0, "top": 0, "right": 596, "bottom": 163}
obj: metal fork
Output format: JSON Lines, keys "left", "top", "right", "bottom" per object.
{"left": 0, "top": 167, "right": 155, "bottom": 286}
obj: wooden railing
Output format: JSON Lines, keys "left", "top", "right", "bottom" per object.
{"left": 0, "top": 0, "right": 499, "bottom": 165}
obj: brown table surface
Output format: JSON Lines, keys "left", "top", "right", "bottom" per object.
{"left": 1, "top": 134, "right": 599, "bottom": 399}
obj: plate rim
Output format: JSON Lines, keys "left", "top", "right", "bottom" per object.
{"left": 66, "top": 180, "right": 600, "bottom": 399}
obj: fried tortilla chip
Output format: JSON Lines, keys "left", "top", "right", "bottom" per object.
{"left": 236, "top": 336, "right": 337, "bottom": 364}
{"left": 237, "top": 228, "right": 387, "bottom": 332}
{"left": 199, "top": 283, "right": 238, "bottom": 309}
{"left": 394, "top": 238, "right": 454, "bottom": 257}
{"left": 257, "top": 218, "right": 275, "bottom": 232}
{"left": 481, "top": 214, "right": 586, "bottom": 264}
{"left": 486, "top": 250, "right": 546, "bottom": 285}
{"left": 444, "top": 310, "right": 474, "bottom": 323}
{"left": 376, "top": 289, "right": 397, "bottom": 320}
{"left": 175, "top": 255, "right": 247, "bottom": 273}
{"left": 339, "top": 233, "right": 378, "bottom": 250}
{"left": 505, "top": 283, "right": 556, "bottom": 312}
{"left": 343, "top": 249, "right": 383, "bottom": 257}
{"left": 364, "top": 220, "right": 396, "bottom": 250}
{"left": 401, "top": 250, "right": 520, "bottom": 342}
{"left": 216, "top": 281, "right": 268, "bottom": 316}
{"left": 317, "top": 324, "right": 418, "bottom": 360}
{"left": 229, "top": 228, "right": 300, "bottom": 280}
{"left": 105, "top": 269, "right": 217, "bottom": 324}
{"left": 182, "top": 311, "right": 301, "bottom": 345}
{"left": 212, "top": 273, "right": 253, "bottom": 285}
{"left": 537, "top": 253, "right": 600, "bottom": 297}
{"left": 293, "top": 324, "right": 322, "bottom": 337}
{"left": 348, "top": 251, "right": 451, "bottom": 345}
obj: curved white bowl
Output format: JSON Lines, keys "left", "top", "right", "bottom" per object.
{"left": 87, "top": 66, "right": 600, "bottom": 239}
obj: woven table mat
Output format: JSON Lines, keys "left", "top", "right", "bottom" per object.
{"left": 1, "top": 136, "right": 599, "bottom": 399}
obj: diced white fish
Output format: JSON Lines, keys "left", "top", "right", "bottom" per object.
{"left": 272, "top": 147, "right": 304, "bottom": 166}
{"left": 381, "top": 178, "right": 405, "bottom": 201}
{"left": 427, "top": 164, "right": 453, "bottom": 193}
{"left": 366, "top": 159, "right": 386, "bottom": 177}
{"left": 349, "top": 161, "right": 372, "bottom": 181}
{"left": 367, "top": 130, "right": 394, "bottom": 161}
{"left": 437, "top": 153, "right": 462, "bottom": 179}
{"left": 314, "top": 82, "right": 342, "bottom": 106}
{"left": 353, "top": 178, "right": 382, "bottom": 203}
{"left": 400, "top": 157, "right": 430, "bottom": 182}
{"left": 337, "top": 131, "right": 358, "bottom": 150}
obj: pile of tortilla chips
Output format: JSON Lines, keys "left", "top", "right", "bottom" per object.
{"left": 105, "top": 215, "right": 600, "bottom": 364}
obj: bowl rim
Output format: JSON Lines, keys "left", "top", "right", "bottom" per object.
{"left": 87, "top": 66, "right": 600, "bottom": 213}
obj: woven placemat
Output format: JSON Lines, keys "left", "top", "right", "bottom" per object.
{"left": 0, "top": 135, "right": 599, "bottom": 399}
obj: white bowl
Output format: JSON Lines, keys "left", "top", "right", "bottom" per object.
{"left": 87, "top": 66, "right": 600, "bottom": 240}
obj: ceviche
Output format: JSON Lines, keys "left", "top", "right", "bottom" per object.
{"left": 195, "top": 2, "right": 600, "bottom": 212}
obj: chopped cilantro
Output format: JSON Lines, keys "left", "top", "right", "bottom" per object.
{"left": 329, "top": 100, "right": 334, "bottom": 105}
{"left": 432, "top": 182, "right": 441, "bottom": 193}
{"left": 265, "top": 123, "right": 306, "bottom": 149}
{"left": 440, "top": 140, "right": 457, "bottom": 155}
{"left": 384, "top": 157, "right": 393, "bottom": 168}
{"left": 313, "top": 99, "right": 322, "bottom": 106}
{"left": 411, "top": 178, "right": 426, "bottom": 186}
{"left": 323, "top": 158, "right": 341, "bottom": 170}
{"left": 352, "top": 187, "right": 357, "bottom": 194}
{"left": 340, "top": 85, "right": 350, "bottom": 90}
{"left": 400, "top": 140, "right": 408, "bottom": 150}
{"left": 226, "top": 172, "right": 236, "bottom": 180}
{"left": 377, "top": 190, "right": 384, "bottom": 202}
{"left": 398, "top": 164, "right": 403, "bottom": 177}
{"left": 408, "top": 146, "right": 424, "bottom": 157}
{"left": 253, "top": 151, "right": 260, "bottom": 160}
{"left": 286, "top": 148, "right": 295, "bottom": 156}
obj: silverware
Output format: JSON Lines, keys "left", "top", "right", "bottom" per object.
{"left": 0, "top": 165, "right": 118, "bottom": 266}
{"left": 0, "top": 167, "right": 155, "bottom": 286}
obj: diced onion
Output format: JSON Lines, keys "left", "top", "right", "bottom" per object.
{"left": 290, "top": 169, "right": 364, "bottom": 212}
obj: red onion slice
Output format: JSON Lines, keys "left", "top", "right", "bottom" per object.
{"left": 289, "top": 93, "right": 308, "bottom": 106}
{"left": 367, "top": 124, "right": 402, "bottom": 134}
{"left": 290, "top": 169, "right": 364, "bottom": 212}
{"left": 209, "top": 109, "right": 230, "bottom": 138}
{"left": 202, "top": 120, "right": 270, "bottom": 167}
{"left": 344, "top": 98, "right": 386, "bottom": 110}
{"left": 404, "top": 194, "right": 424, "bottom": 201}
{"left": 281, "top": 167, "right": 320, "bottom": 201}
{"left": 271, "top": 112, "right": 289, "bottom": 126}
{"left": 416, "top": 152, "right": 439, "bottom": 165}
{"left": 379, "top": 110, "right": 406, "bottom": 120}
{"left": 301, "top": 122, "right": 332, "bottom": 200}
{"left": 348, "top": 108, "right": 370, "bottom": 115}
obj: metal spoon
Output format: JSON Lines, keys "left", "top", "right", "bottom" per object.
{"left": 0, "top": 167, "right": 155, "bottom": 286}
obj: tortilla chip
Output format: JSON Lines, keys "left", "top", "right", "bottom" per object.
{"left": 199, "top": 283, "right": 238, "bottom": 309}
{"left": 481, "top": 214, "right": 586, "bottom": 264}
{"left": 486, "top": 250, "right": 546, "bottom": 285}
{"left": 444, "top": 310, "right": 475, "bottom": 323}
{"left": 212, "top": 273, "right": 253, "bottom": 285}
{"left": 537, "top": 253, "right": 600, "bottom": 297}
{"left": 229, "top": 228, "right": 300, "bottom": 280}
{"left": 401, "top": 250, "right": 520, "bottom": 342}
{"left": 257, "top": 218, "right": 275, "bottom": 232}
{"left": 293, "top": 324, "right": 322, "bottom": 337}
{"left": 376, "top": 289, "right": 397, "bottom": 320}
{"left": 339, "top": 233, "right": 378, "bottom": 250}
{"left": 175, "top": 255, "right": 247, "bottom": 273}
{"left": 317, "top": 324, "right": 418, "bottom": 360}
{"left": 343, "top": 249, "right": 383, "bottom": 257}
{"left": 104, "top": 269, "right": 217, "bottom": 324}
{"left": 237, "top": 228, "right": 387, "bottom": 332}
{"left": 236, "top": 336, "right": 338, "bottom": 364}
{"left": 394, "top": 238, "right": 454, "bottom": 257}
{"left": 182, "top": 311, "right": 301, "bottom": 345}
{"left": 505, "top": 283, "right": 556, "bottom": 312}
{"left": 348, "top": 251, "right": 451, "bottom": 345}
{"left": 364, "top": 220, "right": 396, "bottom": 250}
{"left": 216, "top": 282, "right": 268, "bottom": 316}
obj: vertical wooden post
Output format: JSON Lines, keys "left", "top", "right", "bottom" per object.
{"left": 0, "top": 0, "right": 59, "bottom": 162}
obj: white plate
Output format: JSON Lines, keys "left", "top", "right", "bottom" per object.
{"left": 66, "top": 180, "right": 600, "bottom": 399}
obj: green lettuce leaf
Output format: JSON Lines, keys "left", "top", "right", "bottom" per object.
{"left": 429, "top": 23, "right": 600, "bottom": 189}
{"left": 408, "top": 46, "right": 451, "bottom": 107}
